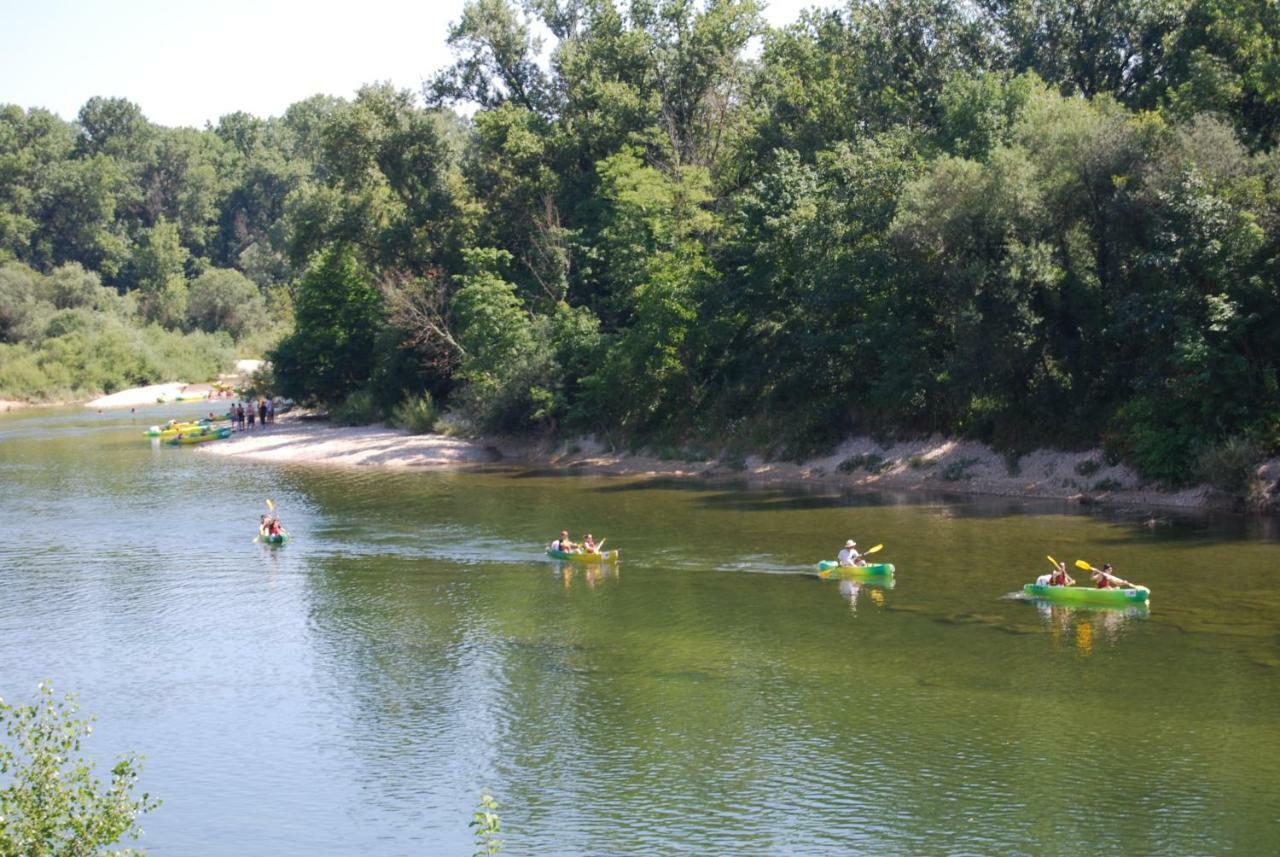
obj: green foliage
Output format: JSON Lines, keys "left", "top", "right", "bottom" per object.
{"left": 0, "top": 262, "right": 233, "bottom": 401}
{"left": 0, "top": 682, "right": 160, "bottom": 855}
{"left": 941, "top": 457, "right": 981, "bottom": 482}
{"left": 390, "top": 392, "right": 439, "bottom": 433}
{"left": 186, "top": 268, "right": 265, "bottom": 338}
{"left": 1195, "top": 435, "right": 1263, "bottom": 496}
{"left": 1075, "top": 459, "right": 1102, "bottom": 477}
{"left": 838, "top": 453, "right": 886, "bottom": 474}
{"left": 1, "top": 0, "right": 1279, "bottom": 486}
{"left": 271, "top": 245, "right": 383, "bottom": 403}
{"left": 330, "top": 388, "right": 384, "bottom": 425}
{"left": 469, "top": 791, "right": 502, "bottom": 857}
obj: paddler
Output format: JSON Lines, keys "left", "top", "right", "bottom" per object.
{"left": 1092, "top": 563, "right": 1117, "bottom": 588}
{"left": 550, "top": 530, "right": 575, "bottom": 552}
{"left": 837, "top": 539, "right": 864, "bottom": 567}
{"left": 582, "top": 533, "right": 598, "bottom": 553}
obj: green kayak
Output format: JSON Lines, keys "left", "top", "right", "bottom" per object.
{"left": 546, "top": 548, "right": 619, "bottom": 563}
{"left": 1023, "top": 583, "right": 1149, "bottom": 605}
{"left": 259, "top": 531, "right": 288, "bottom": 546}
{"left": 164, "top": 426, "right": 232, "bottom": 445}
{"left": 816, "top": 561, "right": 894, "bottom": 576}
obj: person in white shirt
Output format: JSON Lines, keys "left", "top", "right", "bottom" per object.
{"left": 837, "top": 539, "right": 863, "bottom": 567}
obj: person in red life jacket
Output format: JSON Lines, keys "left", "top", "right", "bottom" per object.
{"left": 1092, "top": 563, "right": 1117, "bottom": 588}
{"left": 1049, "top": 561, "right": 1075, "bottom": 586}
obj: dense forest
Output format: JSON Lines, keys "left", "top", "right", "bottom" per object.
{"left": 2, "top": 0, "right": 1279, "bottom": 485}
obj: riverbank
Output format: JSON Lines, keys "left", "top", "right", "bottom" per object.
{"left": 200, "top": 418, "right": 1280, "bottom": 512}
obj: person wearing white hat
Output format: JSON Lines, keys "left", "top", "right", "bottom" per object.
{"left": 837, "top": 539, "right": 863, "bottom": 567}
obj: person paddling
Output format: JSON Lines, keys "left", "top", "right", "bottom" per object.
{"left": 550, "top": 530, "right": 575, "bottom": 552}
{"left": 1049, "top": 561, "right": 1074, "bottom": 586}
{"left": 582, "top": 533, "right": 598, "bottom": 554}
{"left": 1092, "top": 563, "right": 1118, "bottom": 588}
{"left": 837, "top": 539, "right": 864, "bottom": 567}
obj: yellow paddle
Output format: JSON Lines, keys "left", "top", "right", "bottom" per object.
{"left": 1074, "top": 560, "right": 1147, "bottom": 591}
{"left": 819, "top": 544, "right": 884, "bottom": 578}
{"left": 1047, "top": 555, "right": 1058, "bottom": 567}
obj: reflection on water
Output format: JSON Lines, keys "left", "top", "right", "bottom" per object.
{"left": 1, "top": 405, "right": 1279, "bottom": 855}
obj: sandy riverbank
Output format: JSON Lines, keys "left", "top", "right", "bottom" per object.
{"left": 200, "top": 417, "right": 1280, "bottom": 512}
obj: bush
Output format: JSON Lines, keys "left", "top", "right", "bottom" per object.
{"left": 1092, "top": 478, "right": 1124, "bottom": 492}
{"left": 0, "top": 682, "right": 160, "bottom": 854}
{"left": 1195, "top": 436, "right": 1262, "bottom": 497}
{"left": 838, "top": 453, "right": 885, "bottom": 473}
{"left": 941, "top": 457, "right": 980, "bottom": 481}
{"left": 1075, "top": 458, "right": 1102, "bottom": 477}
{"left": 331, "top": 388, "right": 384, "bottom": 425}
{"left": 390, "top": 392, "right": 439, "bottom": 434}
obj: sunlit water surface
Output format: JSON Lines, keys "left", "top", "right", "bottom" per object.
{"left": 1, "top": 405, "right": 1278, "bottom": 855}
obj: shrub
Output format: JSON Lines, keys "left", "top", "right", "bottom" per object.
{"left": 390, "top": 392, "right": 438, "bottom": 434}
{"left": 1195, "top": 436, "right": 1262, "bottom": 497}
{"left": 838, "top": 453, "right": 885, "bottom": 473}
{"left": 1075, "top": 458, "right": 1102, "bottom": 477}
{"left": 941, "top": 457, "right": 980, "bottom": 481}
{"left": 1092, "top": 478, "right": 1124, "bottom": 492}
{"left": 0, "top": 682, "right": 160, "bottom": 854}
{"left": 331, "top": 388, "right": 383, "bottom": 425}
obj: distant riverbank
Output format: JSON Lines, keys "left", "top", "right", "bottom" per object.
{"left": 202, "top": 417, "right": 1280, "bottom": 513}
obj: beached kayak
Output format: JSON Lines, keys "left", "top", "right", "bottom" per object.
{"left": 259, "top": 531, "right": 288, "bottom": 546}
{"left": 817, "top": 561, "right": 895, "bottom": 576}
{"left": 546, "top": 548, "right": 620, "bottom": 563}
{"left": 145, "top": 416, "right": 231, "bottom": 438}
{"left": 164, "top": 426, "right": 232, "bottom": 445}
{"left": 1023, "top": 583, "right": 1149, "bottom": 605}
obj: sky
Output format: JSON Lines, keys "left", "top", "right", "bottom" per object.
{"left": 1, "top": 0, "right": 839, "bottom": 128}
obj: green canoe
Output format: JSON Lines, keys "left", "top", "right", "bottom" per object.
{"left": 1023, "top": 583, "right": 1149, "bottom": 605}
{"left": 816, "top": 561, "right": 895, "bottom": 576}
{"left": 546, "top": 548, "right": 619, "bottom": 563}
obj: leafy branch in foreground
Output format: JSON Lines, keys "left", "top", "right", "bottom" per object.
{"left": 469, "top": 791, "right": 502, "bottom": 856}
{"left": 0, "top": 682, "right": 160, "bottom": 856}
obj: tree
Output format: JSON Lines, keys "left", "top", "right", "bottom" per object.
{"left": 271, "top": 245, "right": 383, "bottom": 401}
{"left": 0, "top": 682, "right": 160, "bottom": 855}
{"left": 186, "top": 268, "right": 264, "bottom": 338}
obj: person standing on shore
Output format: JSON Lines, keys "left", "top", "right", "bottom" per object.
{"left": 258, "top": 399, "right": 268, "bottom": 426}
{"left": 267, "top": 398, "right": 275, "bottom": 423}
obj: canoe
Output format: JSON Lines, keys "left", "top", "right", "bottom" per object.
{"left": 817, "top": 561, "right": 895, "bottom": 576}
{"left": 164, "top": 426, "right": 232, "bottom": 445}
{"left": 259, "top": 531, "right": 288, "bottom": 546}
{"left": 145, "top": 416, "right": 231, "bottom": 437}
{"left": 546, "top": 548, "right": 619, "bottom": 563}
{"left": 1023, "top": 583, "right": 1149, "bottom": 605}
{"left": 146, "top": 422, "right": 201, "bottom": 438}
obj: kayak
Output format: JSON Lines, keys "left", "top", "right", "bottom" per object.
{"left": 146, "top": 422, "right": 201, "bottom": 438}
{"left": 175, "top": 391, "right": 208, "bottom": 402}
{"left": 259, "top": 531, "right": 288, "bottom": 546}
{"left": 165, "top": 426, "right": 232, "bottom": 445}
{"left": 145, "top": 416, "right": 231, "bottom": 437}
{"left": 546, "top": 548, "right": 620, "bottom": 563}
{"left": 1023, "top": 583, "right": 1149, "bottom": 605}
{"left": 817, "top": 561, "right": 895, "bottom": 576}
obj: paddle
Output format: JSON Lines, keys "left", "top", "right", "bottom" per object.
{"left": 820, "top": 544, "right": 884, "bottom": 577}
{"left": 1074, "top": 559, "right": 1147, "bottom": 591}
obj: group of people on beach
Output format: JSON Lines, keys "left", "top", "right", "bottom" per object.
{"left": 549, "top": 530, "right": 601, "bottom": 553}
{"left": 231, "top": 399, "right": 275, "bottom": 430}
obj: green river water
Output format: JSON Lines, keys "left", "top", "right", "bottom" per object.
{"left": 1, "top": 404, "right": 1278, "bottom": 855}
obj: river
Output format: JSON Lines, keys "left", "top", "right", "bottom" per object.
{"left": 1, "top": 404, "right": 1277, "bottom": 855}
